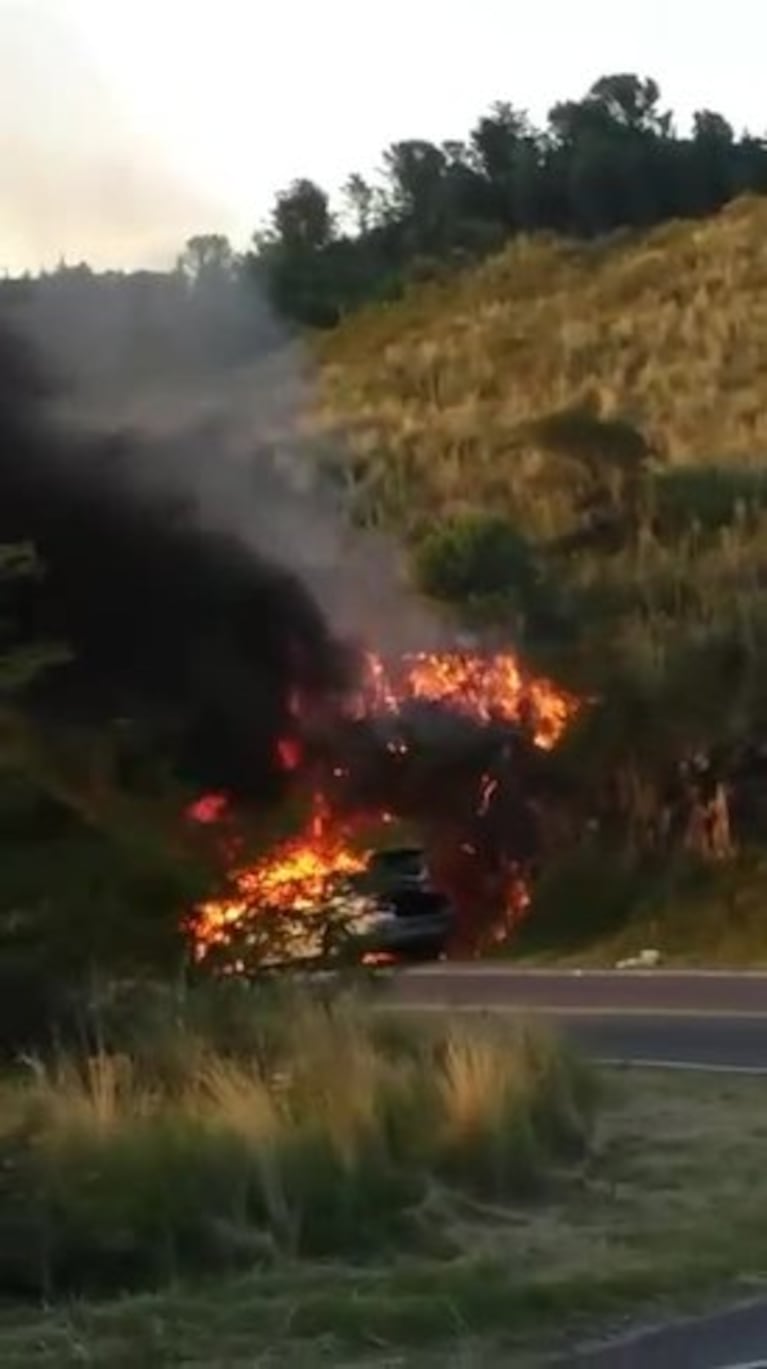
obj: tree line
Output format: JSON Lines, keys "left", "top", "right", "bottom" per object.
{"left": 5, "top": 72, "right": 767, "bottom": 343}
{"left": 252, "top": 72, "right": 767, "bottom": 325}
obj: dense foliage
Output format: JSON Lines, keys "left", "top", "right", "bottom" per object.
{"left": 5, "top": 72, "right": 767, "bottom": 339}
{"left": 253, "top": 72, "right": 767, "bottom": 325}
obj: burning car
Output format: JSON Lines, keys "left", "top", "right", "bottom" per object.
{"left": 192, "top": 838, "right": 454, "bottom": 974}
{"left": 329, "top": 846, "right": 455, "bottom": 963}
{"left": 187, "top": 648, "right": 580, "bottom": 970}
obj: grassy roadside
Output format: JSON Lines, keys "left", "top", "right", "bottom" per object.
{"left": 2, "top": 1062, "right": 767, "bottom": 1367}
{"left": 503, "top": 851, "right": 767, "bottom": 969}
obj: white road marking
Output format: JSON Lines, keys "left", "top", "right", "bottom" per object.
{"left": 373, "top": 1003, "right": 767, "bottom": 1071}
{"left": 399, "top": 965, "right": 767, "bottom": 978}
{"left": 597, "top": 1059, "right": 767, "bottom": 1076}
{"left": 380, "top": 1000, "right": 767, "bottom": 1021}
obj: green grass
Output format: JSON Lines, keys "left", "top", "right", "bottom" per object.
{"left": 508, "top": 849, "right": 767, "bottom": 967}
{"left": 2, "top": 1067, "right": 767, "bottom": 1366}
{"left": 0, "top": 983, "right": 595, "bottom": 1300}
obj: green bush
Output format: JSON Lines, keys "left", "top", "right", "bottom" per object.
{"left": 513, "top": 846, "right": 651, "bottom": 956}
{"left": 412, "top": 514, "right": 538, "bottom": 605}
{"left": 653, "top": 464, "right": 767, "bottom": 538}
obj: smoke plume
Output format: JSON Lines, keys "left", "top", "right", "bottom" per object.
{"left": 4, "top": 260, "right": 445, "bottom": 653}
{"left": 0, "top": 313, "right": 359, "bottom": 797}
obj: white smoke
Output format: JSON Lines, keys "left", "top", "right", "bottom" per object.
{"left": 4, "top": 256, "right": 445, "bottom": 656}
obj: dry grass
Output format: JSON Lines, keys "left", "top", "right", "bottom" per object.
{"left": 512, "top": 850, "right": 767, "bottom": 968}
{"left": 1, "top": 1067, "right": 767, "bottom": 1366}
{"left": 315, "top": 197, "right": 767, "bottom": 532}
{"left": 0, "top": 985, "right": 595, "bottom": 1298}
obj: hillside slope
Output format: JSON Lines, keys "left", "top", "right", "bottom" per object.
{"left": 317, "top": 196, "right": 767, "bottom": 531}
{"left": 317, "top": 199, "right": 767, "bottom": 965}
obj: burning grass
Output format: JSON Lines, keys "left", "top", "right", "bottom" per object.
{"left": 0, "top": 983, "right": 596, "bottom": 1299}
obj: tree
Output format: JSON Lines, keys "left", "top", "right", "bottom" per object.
{"left": 469, "top": 103, "right": 544, "bottom": 229}
{"left": 587, "top": 74, "right": 671, "bottom": 137}
{"left": 250, "top": 70, "right": 767, "bottom": 325}
{"left": 547, "top": 76, "right": 674, "bottom": 233}
{"left": 735, "top": 135, "right": 767, "bottom": 195}
{"left": 343, "top": 173, "right": 377, "bottom": 236}
{"left": 470, "top": 102, "right": 531, "bottom": 180}
{"left": 177, "top": 234, "right": 235, "bottom": 284}
{"left": 382, "top": 140, "right": 447, "bottom": 220}
{"left": 271, "top": 178, "right": 335, "bottom": 253}
{"left": 547, "top": 97, "right": 613, "bottom": 149}
{"left": 0, "top": 539, "right": 210, "bottom": 1017}
{"left": 693, "top": 110, "right": 734, "bottom": 148}
{"left": 377, "top": 138, "right": 495, "bottom": 258}
{"left": 684, "top": 111, "right": 737, "bottom": 213}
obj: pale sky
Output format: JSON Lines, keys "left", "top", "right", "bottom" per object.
{"left": 1, "top": 0, "right": 765, "bottom": 274}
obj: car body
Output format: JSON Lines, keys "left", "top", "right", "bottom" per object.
{"left": 232, "top": 846, "right": 454, "bottom": 973}
{"left": 330, "top": 846, "right": 455, "bottom": 962}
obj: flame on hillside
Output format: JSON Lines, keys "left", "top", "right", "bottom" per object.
{"left": 186, "top": 648, "right": 579, "bottom": 967}
{"left": 360, "top": 650, "right": 575, "bottom": 749}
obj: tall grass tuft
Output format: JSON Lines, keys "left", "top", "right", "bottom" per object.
{"left": 0, "top": 983, "right": 596, "bottom": 1297}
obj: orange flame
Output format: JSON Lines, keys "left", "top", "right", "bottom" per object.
{"left": 188, "top": 648, "right": 579, "bottom": 967}
{"left": 189, "top": 795, "right": 368, "bottom": 962}
{"left": 360, "top": 650, "right": 577, "bottom": 749}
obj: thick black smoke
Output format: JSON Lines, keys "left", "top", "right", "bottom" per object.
{"left": 0, "top": 320, "right": 356, "bottom": 797}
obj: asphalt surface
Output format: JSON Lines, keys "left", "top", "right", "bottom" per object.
{"left": 386, "top": 965, "right": 767, "bottom": 1365}
{"left": 553, "top": 1297, "right": 767, "bottom": 1368}
{"left": 387, "top": 965, "right": 767, "bottom": 1069}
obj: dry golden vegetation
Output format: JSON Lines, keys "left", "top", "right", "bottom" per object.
{"left": 0, "top": 985, "right": 594, "bottom": 1300}
{"left": 317, "top": 196, "right": 767, "bottom": 532}
{"left": 311, "top": 197, "right": 767, "bottom": 966}
{"left": 3, "top": 1053, "right": 767, "bottom": 1368}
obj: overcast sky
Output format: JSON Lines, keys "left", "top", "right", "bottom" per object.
{"left": 1, "top": 0, "right": 765, "bottom": 274}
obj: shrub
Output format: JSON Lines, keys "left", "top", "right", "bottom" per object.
{"left": 514, "top": 846, "right": 650, "bottom": 956}
{"left": 653, "top": 464, "right": 767, "bottom": 538}
{"left": 412, "top": 514, "right": 538, "bottom": 605}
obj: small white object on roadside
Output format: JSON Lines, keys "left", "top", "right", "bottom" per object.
{"left": 615, "top": 948, "right": 661, "bottom": 970}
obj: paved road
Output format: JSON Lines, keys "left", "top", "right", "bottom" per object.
{"left": 387, "top": 965, "right": 767, "bottom": 1365}
{"left": 553, "top": 1296, "right": 767, "bottom": 1367}
{"left": 386, "top": 965, "right": 767, "bottom": 1069}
